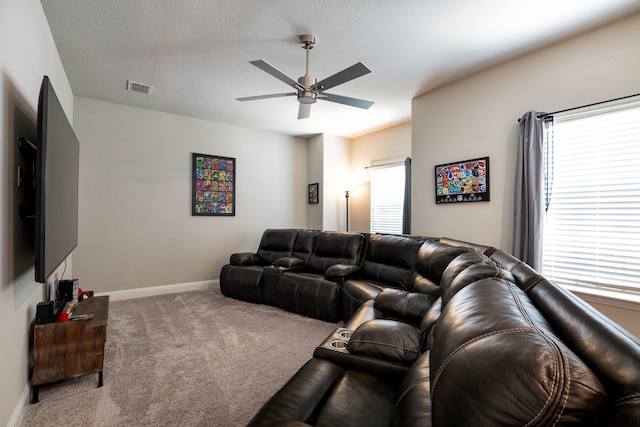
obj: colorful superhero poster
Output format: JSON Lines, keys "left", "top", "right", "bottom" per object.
{"left": 192, "top": 153, "right": 236, "bottom": 216}
{"left": 435, "top": 157, "right": 490, "bottom": 204}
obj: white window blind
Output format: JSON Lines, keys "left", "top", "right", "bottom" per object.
{"left": 542, "top": 99, "right": 640, "bottom": 299}
{"left": 370, "top": 164, "right": 405, "bottom": 234}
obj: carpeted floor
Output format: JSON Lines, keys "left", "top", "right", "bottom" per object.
{"left": 21, "top": 288, "right": 338, "bottom": 426}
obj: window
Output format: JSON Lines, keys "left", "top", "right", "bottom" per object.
{"left": 370, "top": 163, "right": 407, "bottom": 234}
{"left": 542, "top": 98, "right": 640, "bottom": 300}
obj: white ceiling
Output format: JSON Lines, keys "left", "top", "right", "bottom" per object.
{"left": 41, "top": 0, "right": 640, "bottom": 138}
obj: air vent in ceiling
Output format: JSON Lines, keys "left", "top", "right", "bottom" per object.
{"left": 126, "top": 80, "right": 153, "bottom": 95}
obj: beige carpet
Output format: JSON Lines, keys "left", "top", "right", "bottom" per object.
{"left": 21, "top": 288, "right": 338, "bottom": 426}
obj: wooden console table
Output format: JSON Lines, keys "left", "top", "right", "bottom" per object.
{"left": 31, "top": 295, "right": 109, "bottom": 403}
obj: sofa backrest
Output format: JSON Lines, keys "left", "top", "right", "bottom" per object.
{"left": 429, "top": 277, "right": 609, "bottom": 426}
{"left": 488, "top": 247, "right": 640, "bottom": 426}
{"left": 439, "top": 251, "right": 515, "bottom": 305}
{"left": 525, "top": 278, "right": 640, "bottom": 427}
{"left": 256, "top": 229, "right": 298, "bottom": 265}
{"left": 409, "top": 240, "right": 473, "bottom": 296}
{"left": 307, "top": 231, "right": 365, "bottom": 274}
{"left": 291, "top": 230, "right": 318, "bottom": 263}
{"left": 359, "top": 234, "right": 426, "bottom": 290}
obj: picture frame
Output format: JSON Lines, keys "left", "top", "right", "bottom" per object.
{"left": 192, "top": 153, "right": 236, "bottom": 216}
{"left": 435, "top": 156, "right": 490, "bottom": 204}
{"left": 308, "top": 183, "right": 319, "bottom": 204}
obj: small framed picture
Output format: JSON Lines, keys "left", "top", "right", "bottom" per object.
{"left": 308, "top": 183, "right": 319, "bottom": 204}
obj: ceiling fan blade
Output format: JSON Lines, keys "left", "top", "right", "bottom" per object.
{"left": 298, "top": 103, "right": 311, "bottom": 120}
{"left": 311, "top": 62, "right": 371, "bottom": 92}
{"left": 250, "top": 60, "right": 305, "bottom": 90}
{"left": 236, "top": 92, "right": 296, "bottom": 101}
{"left": 320, "top": 93, "right": 374, "bottom": 109}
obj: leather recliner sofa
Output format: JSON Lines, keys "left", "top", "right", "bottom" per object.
{"left": 221, "top": 229, "right": 366, "bottom": 322}
{"left": 228, "top": 233, "right": 640, "bottom": 427}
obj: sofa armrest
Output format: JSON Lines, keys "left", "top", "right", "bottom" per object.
{"left": 347, "top": 319, "right": 423, "bottom": 366}
{"left": 230, "top": 252, "right": 260, "bottom": 265}
{"left": 325, "top": 264, "right": 361, "bottom": 279}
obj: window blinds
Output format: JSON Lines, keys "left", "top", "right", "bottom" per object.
{"left": 542, "top": 99, "right": 640, "bottom": 298}
{"left": 370, "top": 164, "right": 405, "bottom": 234}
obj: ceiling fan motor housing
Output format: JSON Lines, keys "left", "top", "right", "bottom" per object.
{"left": 298, "top": 74, "right": 317, "bottom": 104}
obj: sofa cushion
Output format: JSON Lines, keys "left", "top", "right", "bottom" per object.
{"left": 273, "top": 257, "right": 306, "bottom": 268}
{"left": 256, "top": 228, "right": 299, "bottom": 264}
{"left": 374, "top": 288, "right": 433, "bottom": 325}
{"left": 291, "top": 230, "right": 318, "bottom": 262}
{"left": 313, "top": 370, "right": 398, "bottom": 427}
{"left": 246, "top": 358, "right": 345, "bottom": 427}
{"left": 307, "top": 232, "right": 364, "bottom": 274}
{"left": 430, "top": 278, "right": 608, "bottom": 426}
{"left": 360, "top": 234, "right": 425, "bottom": 288}
{"left": 347, "top": 319, "right": 422, "bottom": 365}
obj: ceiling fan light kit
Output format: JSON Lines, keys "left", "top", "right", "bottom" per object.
{"left": 237, "top": 34, "right": 374, "bottom": 120}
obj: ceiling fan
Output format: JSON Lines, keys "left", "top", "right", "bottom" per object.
{"left": 236, "top": 34, "right": 374, "bottom": 120}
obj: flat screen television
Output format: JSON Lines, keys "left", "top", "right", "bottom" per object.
{"left": 34, "top": 76, "right": 80, "bottom": 283}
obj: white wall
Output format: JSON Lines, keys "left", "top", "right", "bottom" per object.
{"left": 305, "top": 134, "right": 352, "bottom": 231}
{"left": 307, "top": 134, "right": 323, "bottom": 229}
{"left": 411, "top": 12, "right": 640, "bottom": 336}
{"left": 350, "top": 122, "right": 411, "bottom": 233}
{"left": 322, "top": 135, "right": 351, "bottom": 231}
{"left": 0, "top": 0, "right": 73, "bottom": 425}
{"left": 412, "top": 12, "right": 640, "bottom": 251}
{"left": 73, "top": 98, "right": 308, "bottom": 292}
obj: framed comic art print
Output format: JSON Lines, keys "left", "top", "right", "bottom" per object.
{"left": 192, "top": 153, "right": 236, "bottom": 216}
{"left": 435, "top": 156, "right": 489, "bottom": 204}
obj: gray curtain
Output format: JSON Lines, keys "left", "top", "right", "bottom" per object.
{"left": 402, "top": 157, "right": 411, "bottom": 234}
{"left": 513, "top": 111, "right": 547, "bottom": 270}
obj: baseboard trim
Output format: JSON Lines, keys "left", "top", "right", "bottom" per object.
{"left": 8, "top": 384, "right": 30, "bottom": 427}
{"left": 94, "top": 279, "right": 220, "bottom": 302}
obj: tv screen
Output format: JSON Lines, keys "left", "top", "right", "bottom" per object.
{"left": 34, "top": 76, "right": 80, "bottom": 283}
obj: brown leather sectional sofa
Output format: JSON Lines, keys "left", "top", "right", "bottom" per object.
{"left": 220, "top": 229, "right": 640, "bottom": 426}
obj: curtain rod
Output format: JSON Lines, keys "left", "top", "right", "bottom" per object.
{"left": 365, "top": 159, "right": 407, "bottom": 169}
{"left": 536, "top": 92, "right": 640, "bottom": 120}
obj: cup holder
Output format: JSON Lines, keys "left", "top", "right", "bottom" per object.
{"left": 338, "top": 330, "right": 353, "bottom": 339}
{"left": 329, "top": 340, "right": 348, "bottom": 349}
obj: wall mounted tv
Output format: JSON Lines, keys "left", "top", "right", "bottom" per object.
{"left": 34, "top": 76, "right": 80, "bottom": 283}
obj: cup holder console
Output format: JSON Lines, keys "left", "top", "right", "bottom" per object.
{"left": 338, "top": 330, "right": 353, "bottom": 339}
{"left": 319, "top": 327, "right": 353, "bottom": 354}
{"left": 329, "top": 340, "right": 348, "bottom": 349}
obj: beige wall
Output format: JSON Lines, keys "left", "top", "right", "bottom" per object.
{"left": 73, "top": 98, "right": 308, "bottom": 292}
{"left": 350, "top": 121, "right": 412, "bottom": 233}
{"left": 306, "top": 135, "right": 323, "bottom": 229}
{"left": 412, "top": 12, "right": 640, "bottom": 251}
{"left": 411, "top": 13, "right": 640, "bottom": 335}
{"left": 0, "top": 0, "right": 73, "bottom": 425}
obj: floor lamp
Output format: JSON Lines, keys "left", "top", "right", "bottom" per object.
{"left": 345, "top": 190, "right": 350, "bottom": 231}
